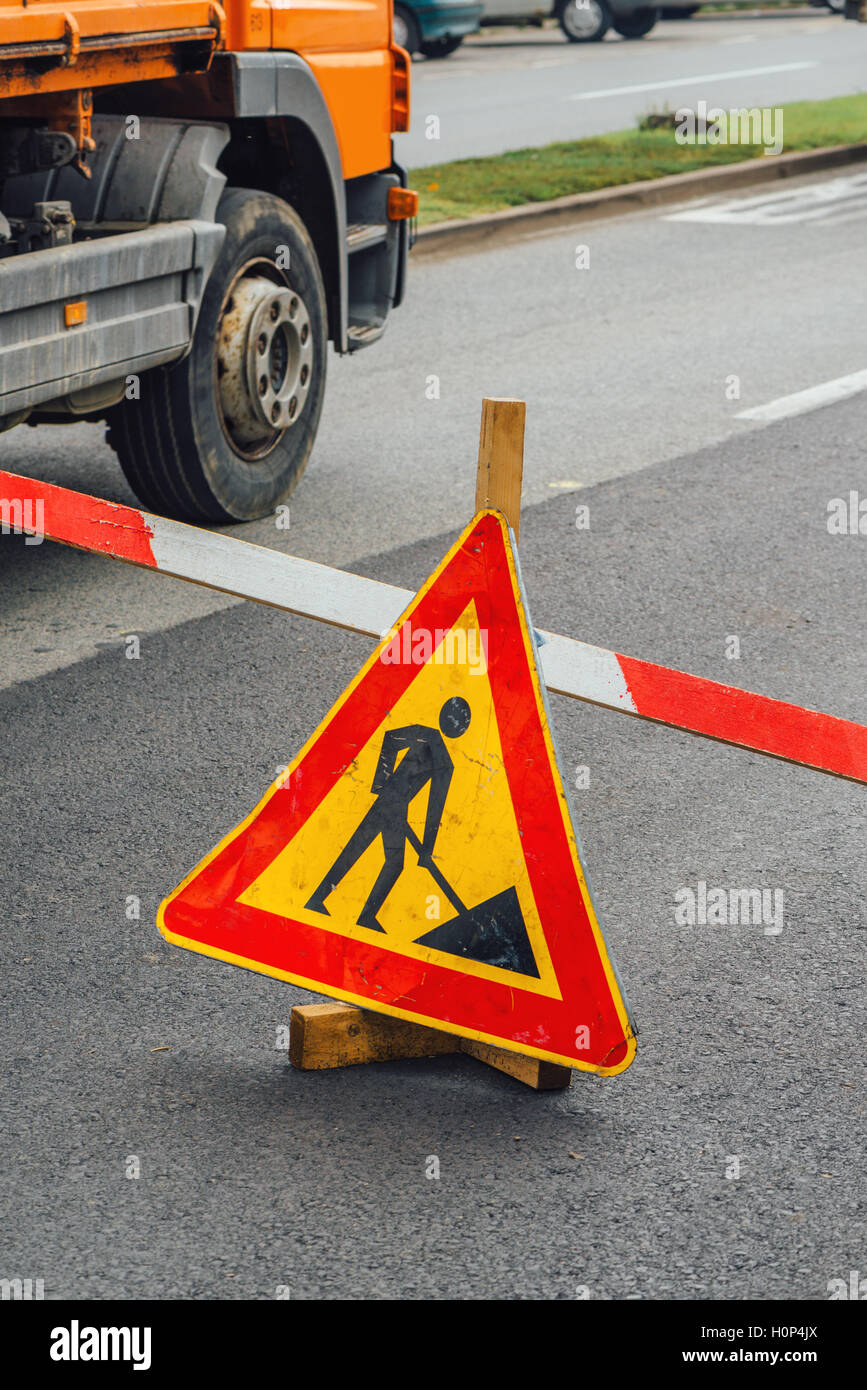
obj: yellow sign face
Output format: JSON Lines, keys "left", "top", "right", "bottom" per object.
{"left": 240, "top": 600, "right": 561, "bottom": 997}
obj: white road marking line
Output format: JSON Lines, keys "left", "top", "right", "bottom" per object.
{"left": 666, "top": 172, "right": 867, "bottom": 225}
{"left": 735, "top": 369, "right": 867, "bottom": 422}
{"left": 567, "top": 62, "right": 816, "bottom": 101}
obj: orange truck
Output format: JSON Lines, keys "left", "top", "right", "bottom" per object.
{"left": 0, "top": 2, "right": 416, "bottom": 520}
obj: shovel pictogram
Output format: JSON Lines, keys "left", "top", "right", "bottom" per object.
{"left": 305, "top": 696, "right": 539, "bottom": 977}
{"left": 405, "top": 824, "right": 538, "bottom": 978}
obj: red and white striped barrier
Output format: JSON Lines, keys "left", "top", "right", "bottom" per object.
{"left": 2, "top": 468, "right": 865, "bottom": 785}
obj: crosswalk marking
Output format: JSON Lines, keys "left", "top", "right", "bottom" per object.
{"left": 666, "top": 171, "right": 867, "bottom": 226}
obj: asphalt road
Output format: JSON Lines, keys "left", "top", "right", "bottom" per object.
{"left": 1, "top": 174, "right": 865, "bottom": 1299}
{"left": 3, "top": 166, "right": 866, "bottom": 688}
{"left": 397, "top": 12, "right": 867, "bottom": 167}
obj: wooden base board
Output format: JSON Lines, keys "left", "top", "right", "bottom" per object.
{"left": 289, "top": 1003, "right": 571, "bottom": 1091}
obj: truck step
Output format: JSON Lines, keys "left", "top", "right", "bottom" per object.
{"left": 346, "top": 222, "right": 387, "bottom": 254}
{"left": 347, "top": 323, "right": 385, "bottom": 347}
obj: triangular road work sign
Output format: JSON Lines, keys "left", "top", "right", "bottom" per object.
{"left": 159, "top": 511, "right": 636, "bottom": 1074}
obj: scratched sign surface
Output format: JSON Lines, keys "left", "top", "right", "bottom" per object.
{"left": 159, "top": 511, "right": 636, "bottom": 1074}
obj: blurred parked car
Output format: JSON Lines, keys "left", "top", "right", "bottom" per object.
{"left": 394, "top": 0, "right": 484, "bottom": 56}
{"left": 481, "top": 0, "right": 708, "bottom": 41}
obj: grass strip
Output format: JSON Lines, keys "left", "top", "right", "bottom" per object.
{"left": 410, "top": 92, "right": 867, "bottom": 226}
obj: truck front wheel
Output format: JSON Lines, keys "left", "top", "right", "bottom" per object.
{"left": 107, "top": 188, "right": 328, "bottom": 523}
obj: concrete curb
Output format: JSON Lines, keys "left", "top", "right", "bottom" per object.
{"left": 412, "top": 142, "right": 867, "bottom": 257}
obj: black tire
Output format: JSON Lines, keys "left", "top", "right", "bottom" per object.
{"left": 613, "top": 6, "right": 660, "bottom": 36}
{"left": 557, "top": 0, "right": 612, "bottom": 42}
{"left": 393, "top": 5, "right": 421, "bottom": 55}
{"left": 419, "top": 36, "right": 464, "bottom": 58}
{"left": 107, "top": 188, "right": 328, "bottom": 523}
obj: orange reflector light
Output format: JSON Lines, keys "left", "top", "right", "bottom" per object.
{"left": 387, "top": 188, "right": 418, "bottom": 221}
{"left": 391, "top": 45, "right": 410, "bottom": 134}
{"left": 64, "top": 301, "right": 87, "bottom": 327}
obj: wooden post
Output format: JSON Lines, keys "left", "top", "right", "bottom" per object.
{"left": 289, "top": 398, "right": 571, "bottom": 1092}
{"left": 475, "top": 397, "right": 526, "bottom": 539}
